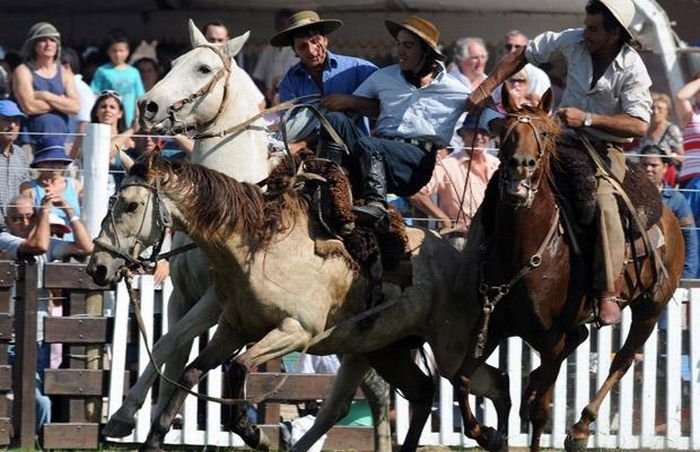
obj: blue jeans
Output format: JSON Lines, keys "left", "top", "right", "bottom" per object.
{"left": 8, "top": 342, "right": 52, "bottom": 433}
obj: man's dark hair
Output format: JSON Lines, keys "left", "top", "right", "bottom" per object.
{"left": 203, "top": 21, "right": 228, "bottom": 34}
{"left": 105, "top": 29, "right": 130, "bottom": 50}
{"left": 640, "top": 144, "right": 670, "bottom": 164}
{"left": 585, "top": 0, "right": 632, "bottom": 44}
{"left": 60, "top": 47, "right": 81, "bottom": 74}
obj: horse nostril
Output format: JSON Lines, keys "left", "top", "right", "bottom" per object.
{"left": 527, "top": 159, "right": 537, "bottom": 168}
{"left": 91, "top": 265, "right": 108, "bottom": 285}
{"left": 143, "top": 101, "right": 159, "bottom": 120}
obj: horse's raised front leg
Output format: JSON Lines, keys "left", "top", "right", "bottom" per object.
{"left": 359, "top": 368, "right": 392, "bottom": 452}
{"left": 141, "top": 320, "right": 244, "bottom": 452}
{"left": 290, "top": 354, "right": 372, "bottom": 452}
{"left": 366, "top": 344, "right": 435, "bottom": 452}
{"left": 566, "top": 309, "right": 658, "bottom": 452}
{"left": 104, "top": 286, "right": 220, "bottom": 438}
{"left": 233, "top": 317, "right": 312, "bottom": 370}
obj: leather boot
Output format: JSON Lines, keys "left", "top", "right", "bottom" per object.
{"left": 353, "top": 152, "right": 389, "bottom": 232}
{"left": 317, "top": 137, "right": 345, "bottom": 165}
{"left": 596, "top": 291, "right": 621, "bottom": 326}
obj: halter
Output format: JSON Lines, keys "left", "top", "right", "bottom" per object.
{"left": 498, "top": 112, "right": 548, "bottom": 208}
{"left": 93, "top": 179, "right": 172, "bottom": 270}
{"left": 165, "top": 44, "right": 232, "bottom": 137}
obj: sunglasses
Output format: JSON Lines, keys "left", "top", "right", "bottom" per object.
{"left": 8, "top": 213, "right": 33, "bottom": 223}
{"left": 504, "top": 44, "right": 524, "bottom": 51}
{"left": 100, "top": 90, "right": 123, "bottom": 103}
{"left": 508, "top": 78, "right": 527, "bottom": 84}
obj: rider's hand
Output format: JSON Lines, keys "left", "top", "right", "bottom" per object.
{"left": 557, "top": 107, "right": 586, "bottom": 128}
{"left": 465, "top": 85, "right": 492, "bottom": 115}
{"left": 320, "top": 94, "right": 355, "bottom": 112}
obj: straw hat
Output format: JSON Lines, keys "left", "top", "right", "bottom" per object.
{"left": 270, "top": 11, "right": 343, "bottom": 47}
{"left": 598, "top": 0, "right": 637, "bottom": 37}
{"left": 385, "top": 16, "right": 446, "bottom": 61}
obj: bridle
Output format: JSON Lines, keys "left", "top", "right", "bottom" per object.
{"left": 165, "top": 44, "right": 232, "bottom": 137}
{"left": 93, "top": 178, "right": 172, "bottom": 269}
{"left": 498, "top": 112, "right": 549, "bottom": 208}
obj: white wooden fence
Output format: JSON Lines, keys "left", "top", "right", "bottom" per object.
{"left": 106, "top": 276, "right": 700, "bottom": 450}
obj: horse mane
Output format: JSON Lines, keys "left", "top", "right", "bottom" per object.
{"left": 132, "top": 159, "right": 308, "bottom": 251}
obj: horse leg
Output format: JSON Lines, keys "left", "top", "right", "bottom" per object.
{"left": 358, "top": 368, "right": 392, "bottom": 452}
{"left": 222, "top": 360, "right": 271, "bottom": 450}
{"left": 104, "top": 286, "right": 220, "bottom": 438}
{"left": 366, "top": 345, "right": 435, "bottom": 452}
{"left": 140, "top": 320, "right": 243, "bottom": 452}
{"left": 233, "top": 317, "right": 312, "bottom": 370}
{"left": 469, "top": 363, "right": 511, "bottom": 448}
{"left": 566, "top": 306, "right": 659, "bottom": 451}
{"left": 290, "top": 354, "right": 372, "bottom": 452}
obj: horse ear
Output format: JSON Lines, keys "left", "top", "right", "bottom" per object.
{"left": 188, "top": 19, "right": 208, "bottom": 48}
{"left": 501, "top": 83, "right": 517, "bottom": 113}
{"left": 120, "top": 150, "right": 135, "bottom": 173}
{"left": 223, "top": 31, "right": 250, "bottom": 59}
{"left": 538, "top": 88, "right": 554, "bottom": 114}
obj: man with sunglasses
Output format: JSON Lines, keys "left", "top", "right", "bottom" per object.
{"left": 494, "top": 30, "right": 551, "bottom": 106}
{"left": 0, "top": 100, "right": 31, "bottom": 231}
{"left": 467, "top": 0, "right": 652, "bottom": 326}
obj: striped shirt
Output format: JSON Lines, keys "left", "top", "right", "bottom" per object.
{"left": 0, "top": 144, "right": 31, "bottom": 231}
{"left": 678, "top": 107, "right": 700, "bottom": 184}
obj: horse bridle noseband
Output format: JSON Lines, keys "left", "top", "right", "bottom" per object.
{"left": 93, "top": 179, "right": 172, "bottom": 269}
{"left": 498, "top": 113, "right": 547, "bottom": 208}
{"left": 166, "top": 44, "right": 232, "bottom": 137}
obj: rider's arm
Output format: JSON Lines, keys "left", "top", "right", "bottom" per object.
{"left": 558, "top": 109, "right": 648, "bottom": 139}
{"left": 675, "top": 76, "right": 700, "bottom": 129}
{"left": 319, "top": 94, "right": 379, "bottom": 119}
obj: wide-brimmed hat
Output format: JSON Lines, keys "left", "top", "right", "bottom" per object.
{"left": 0, "top": 100, "right": 26, "bottom": 118}
{"left": 385, "top": 16, "right": 446, "bottom": 61}
{"left": 31, "top": 136, "right": 72, "bottom": 168}
{"left": 457, "top": 108, "right": 504, "bottom": 136}
{"left": 270, "top": 11, "right": 343, "bottom": 47}
{"left": 22, "top": 22, "right": 61, "bottom": 60}
{"left": 598, "top": 0, "right": 637, "bottom": 37}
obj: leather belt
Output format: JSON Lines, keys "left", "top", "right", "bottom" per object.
{"left": 383, "top": 136, "right": 440, "bottom": 153}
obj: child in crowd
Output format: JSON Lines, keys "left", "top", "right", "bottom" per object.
{"left": 90, "top": 30, "right": 144, "bottom": 128}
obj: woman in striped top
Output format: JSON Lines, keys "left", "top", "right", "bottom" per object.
{"left": 675, "top": 71, "right": 700, "bottom": 222}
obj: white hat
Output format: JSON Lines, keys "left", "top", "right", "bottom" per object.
{"left": 598, "top": 0, "right": 636, "bottom": 35}
{"left": 49, "top": 213, "right": 71, "bottom": 235}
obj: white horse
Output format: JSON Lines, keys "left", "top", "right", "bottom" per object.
{"left": 103, "top": 20, "right": 392, "bottom": 451}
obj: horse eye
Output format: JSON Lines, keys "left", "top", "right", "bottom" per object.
{"left": 126, "top": 202, "right": 139, "bottom": 213}
{"left": 198, "top": 65, "right": 212, "bottom": 74}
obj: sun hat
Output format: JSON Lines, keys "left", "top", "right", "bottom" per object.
{"left": 385, "top": 16, "right": 446, "bottom": 61}
{"left": 22, "top": 22, "right": 61, "bottom": 60}
{"left": 270, "top": 11, "right": 343, "bottom": 47}
{"left": 48, "top": 213, "right": 71, "bottom": 235}
{"left": 598, "top": 0, "right": 637, "bottom": 37}
{"left": 31, "top": 136, "right": 72, "bottom": 168}
{"left": 458, "top": 108, "right": 504, "bottom": 136}
{"left": 0, "top": 100, "right": 26, "bottom": 118}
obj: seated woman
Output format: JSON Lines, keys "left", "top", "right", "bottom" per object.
{"left": 20, "top": 136, "right": 82, "bottom": 240}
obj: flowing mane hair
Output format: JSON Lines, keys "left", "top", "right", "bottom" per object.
{"left": 131, "top": 159, "right": 308, "bottom": 252}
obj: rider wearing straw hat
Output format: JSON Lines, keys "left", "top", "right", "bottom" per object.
{"left": 466, "top": 0, "right": 652, "bottom": 326}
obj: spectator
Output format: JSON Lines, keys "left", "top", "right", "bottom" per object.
{"left": 12, "top": 22, "right": 80, "bottom": 149}
{"left": 270, "top": 10, "right": 377, "bottom": 152}
{"left": 19, "top": 136, "right": 82, "bottom": 238}
{"left": 632, "top": 92, "right": 683, "bottom": 185}
{"left": 252, "top": 9, "right": 299, "bottom": 105}
{"left": 449, "top": 37, "right": 488, "bottom": 90}
{"left": 134, "top": 57, "right": 161, "bottom": 92}
{"left": 675, "top": 72, "right": 700, "bottom": 222}
{"left": 90, "top": 90, "right": 134, "bottom": 192}
{"left": 318, "top": 15, "right": 470, "bottom": 308}
{"left": 410, "top": 111, "right": 501, "bottom": 251}
{"left": 493, "top": 30, "right": 551, "bottom": 106}
{"left": 60, "top": 47, "right": 96, "bottom": 159}
{"left": 203, "top": 20, "right": 247, "bottom": 69}
{"left": 90, "top": 30, "right": 145, "bottom": 128}
{"left": 499, "top": 68, "right": 535, "bottom": 110}
{"left": 0, "top": 100, "right": 31, "bottom": 230}
{"left": 641, "top": 144, "right": 698, "bottom": 278}
{"left": 1, "top": 193, "right": 93, "bottom": 433}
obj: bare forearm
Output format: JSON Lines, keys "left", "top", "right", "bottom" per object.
{"left": 20, "top": 210, "right": 50, "bottom": 254}
{"left": 676, "top": 78, "right": 700, "bottom": 127}
{"left": 588, "top": 112, "right": 648, "bottom": 139}
{"left": 69, "top": 219, "right": 94, "bottom": 254}
{"left": 44, "top": 92, "right": 80, "bottom": 115}
{"left": 409, "top": 193, "right": 451, "bottom": 226}
{"left": 480, "top": 49, "right": 528, "bottom": 96}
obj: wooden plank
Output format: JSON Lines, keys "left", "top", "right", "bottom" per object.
{"left": 0, "top": 365, "right": 10, "bottom": 392}
{"left": 44, "top": 317, "right": 110, "bottom": 344}
{"left": 0, "top": 262, "right": 15, "bottom": 287}
{"left": 257, "top": 424, "right": 373, "bottom": 451}
{"left": 43, "top": 263, "right": 106, "bottom": 290}
{"left": 41, "top": 423, "right": 99, "bottom": 449}
{"left": 0, "top": 418, "right": 10, "bottom": 446}
{"left": 43, "top": 369, "right": 104, "bottom": 396}
{"left": 247, "top": 373, "right": 364, "bottom": 402}
{"left": 0, "top": 313, "right": 12, "bottom": 343}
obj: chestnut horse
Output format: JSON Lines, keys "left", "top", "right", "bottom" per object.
{"left": 452, "top": 90, "right": 684, "bottom": 451}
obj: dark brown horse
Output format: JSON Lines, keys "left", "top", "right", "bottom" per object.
{"left": 451, "top": 90, "right": 684, "bottom": 451}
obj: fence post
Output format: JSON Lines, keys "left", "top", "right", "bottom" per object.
{"left": 13, "top": 261, "right": 37, "bottom": 448}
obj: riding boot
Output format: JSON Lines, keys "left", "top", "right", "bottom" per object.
{"left": 353, "top": 152, "right": 390, "bottom": 233}
{"left": 317, "top": 136, "right": 345, "bottom": 166}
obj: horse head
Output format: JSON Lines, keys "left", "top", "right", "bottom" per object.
{"left": 137, "top": 19, "right": 250, "bottom": 135}
{"left": 497, "top": 88, "right": 558, "bottom": 208}
{"left": 87, "top": 154, "right": 175, "bottom": 285}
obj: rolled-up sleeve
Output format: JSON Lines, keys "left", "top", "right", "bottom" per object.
{"left": 619, "top": 59, "right": 652, "bottom": 123}
{"left": 525, "top": 29, "right": 575, "bottom": 66}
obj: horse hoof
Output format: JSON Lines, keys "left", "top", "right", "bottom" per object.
{"left": 256, "top": 428, "right": 272, "bottom": 451}
{"left": 564, "top": 433, "right": 588, "bottom": 452}
{"left": 479, "top": 426, "right": 504, "bottom": 452}
{"left": 102, "top": 415, "right": 136, "bottom": 438}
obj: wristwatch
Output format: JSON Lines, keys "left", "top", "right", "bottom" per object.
{"left": 583, "top": 112, "right": 593, "bottom": 127}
